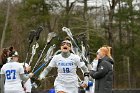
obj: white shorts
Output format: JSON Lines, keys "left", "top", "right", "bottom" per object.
{"left": 5, "top": 90, "right": 25, "bottom": 93}
{"left": 54, "top": 75, "right": 79, "bottom": 93}
{"left": 55, "top": 85, "right": 78, "bottom": 93}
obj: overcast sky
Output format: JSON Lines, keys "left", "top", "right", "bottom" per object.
{"left": 1, "top": 0, "right": 140, "bottom": 7}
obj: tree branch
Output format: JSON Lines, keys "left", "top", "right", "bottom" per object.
{"left": 1, "top": 0, "right": 10, "bottom": 51}
{"left": 57, "top": 0, "right": 65, "bottom": 8}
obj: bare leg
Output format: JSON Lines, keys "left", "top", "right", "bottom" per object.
{"left": 57, "top": 91, "right": 66, "bottom": 93}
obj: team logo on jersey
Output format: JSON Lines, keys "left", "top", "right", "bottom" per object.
{"left": 58, "top": 60, "right": 74, "bottom": 66}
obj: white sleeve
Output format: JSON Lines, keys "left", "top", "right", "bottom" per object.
{"left": 1, "top": 66, "right": 5, "bottom": 74}
{"left": 39, "top": 66, "right": 52, "bottom": 80}
{"left": 76, "top": 56, "right": 85, "bottom": 68}
{"left": 19, "top": 65, "right": 24, "bottom": 74}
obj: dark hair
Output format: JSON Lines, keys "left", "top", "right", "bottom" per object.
{"left": 9, "top": 46, "right": 14, "bottom": 52}
{"left": 64, "top": 37, "right": 71, "bottom": 41}
{"left": 9, "top": 46, "right": 16, "bottom": 57}
{"left": 1, "top": 48, "right": 9, "bottom": 64}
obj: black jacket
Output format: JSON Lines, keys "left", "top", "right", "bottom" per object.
{"left": 89, "top": 56, "right": 114, "bottom": 93}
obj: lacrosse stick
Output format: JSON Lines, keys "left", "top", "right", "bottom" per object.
{"left": 33, "top": 44, "right": 56, "bottom": 74}
{"left": 32, "top": 32, "right": 56, "bottom": 72}
{"left": 62, "top": 27, "right": 89, "bottom": 64}
{"left": 81, "top": 41, "right": 90, "bottom": 63}
{"left": 35, "top": 26, "right": 43, "bottom": 41}
{"left": 38, "top": 49, "right": 61, "bottom": 64}
{"left": 24, "top": 30, "right": 36, "bottom": 66}
{"left": 29, "top": 26, "right": 43, "bottom": 64}
{"left": 62, "top": 27, "right": 80, "bottom": 50}
{"left": 33, "top": 47, "right": 61, "bottom": 69}
{"left": 28, "top": 42, "right": 39, "bottom": 65}
{"left": 24, "top": 26, "right": 43, "bottom": 67}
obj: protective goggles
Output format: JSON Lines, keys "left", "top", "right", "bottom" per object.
{"left": 61, "top": 41, "right": 71, "bottom": 47}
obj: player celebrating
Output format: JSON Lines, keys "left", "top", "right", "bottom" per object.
{"left": 39, "top": 39, "right": 89, "bottom": 93}
{"left": 1, "top": 51, "right": 33, "bottom": 93}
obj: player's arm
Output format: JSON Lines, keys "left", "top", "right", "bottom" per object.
{"left": 89, "top": 61, "right": 109, "bottom": 79}
{"left": 39, "top": 66, "right": 52, "bottom": 80}
{"left": 19, "top": 64, "right": 33, "bottom": 82}
{"left": 39, "top": 56, "right": 56, "bottom": 80}
{"left": 20, "top": 73, "right": 33, "bottom": 82}
{"left": 81, "top": 65, "right": 89, "bottom": 87}
{"left": 77, "top": 57, "right": 89, "bottom": 88}
{"left": 0, "top": 74, "right": 5, "bottom": 93}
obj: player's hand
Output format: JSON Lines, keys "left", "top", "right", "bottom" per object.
{"left": 25, "top": 66, "right": 31, "bottom": 72}
{"left": 81, "top": 83, "right": 88, "bottom": 88}
{"left": 29, "top": 73, "right": 34, "bottom": 78}
{"left": 80, "top": 81, "right": 88, "bottom": 88}
{"left": 38, "top": 78, "right": 42, "bottom": 81}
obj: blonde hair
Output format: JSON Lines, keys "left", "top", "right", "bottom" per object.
{"left": 101, "top": 45, "right": 113, "bottom": 59}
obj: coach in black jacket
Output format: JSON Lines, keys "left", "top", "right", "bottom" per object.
{"left": 89, "top": 48, "right": 114, "bottom": 93}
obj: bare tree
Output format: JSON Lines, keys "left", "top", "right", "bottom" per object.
{"left": 0, "top": 0, "right": 10, "bottom": 53}
{"left": 83, "top": 0, "right": 89, "bottom": 40}
{"left": 65, "top": 0, "right": 77, "bottom": 27}
{"left": 108, "top": 0, "right": 120, "bottom": 46}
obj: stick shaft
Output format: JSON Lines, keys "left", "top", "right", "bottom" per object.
{"left": 32, "top": 43, "right": 48, "bottom": 72}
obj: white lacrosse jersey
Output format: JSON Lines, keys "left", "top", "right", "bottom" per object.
{"left": 20, "top": 63, "right": 32, "bottom": 92}
{"left": 48, "top": 53, "right": 85, "bottom": 88}
{"left": 1, "top": 61, "right": 25, "bottom": 92}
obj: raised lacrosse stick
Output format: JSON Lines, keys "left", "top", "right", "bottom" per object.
{"left": 62, "top": 27, "right": 89, "bottom": 64}
{"left": 32, "top": 32, "right": 56, "bottom": 72}
{"left": 24, "top": 26, "right": 43, "bottom": 67}
{"left": 28, "top": 42, "right": 39, "bottom": 65}
{"left": 33, "top": 44, "right": 56, "bottom": 74}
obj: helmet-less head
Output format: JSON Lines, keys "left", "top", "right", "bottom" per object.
{"left": 61, "top": 40, "right": 72, "bottom": 53}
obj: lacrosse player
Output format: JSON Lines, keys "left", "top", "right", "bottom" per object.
{"left": 0, "top": 51, "right": 33, "bottom": 93}
{"left": 20, "top": 62, "right": 32, "bottom": 93}
{"left": 39, "top": 39, "right": 89, "bottom": 93}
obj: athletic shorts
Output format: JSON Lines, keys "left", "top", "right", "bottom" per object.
{"left": 4, "top": 90, "right": 25, "bottom": 93}
{"left": 55, "top": 85, "right": 78, "bottom": 93}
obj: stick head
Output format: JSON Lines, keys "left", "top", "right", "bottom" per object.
{"left": 44, "top": 44, "right": 56, "bottom": 62}
{"left": 32, "top": 43, "right": 39, "bottom": 55}
{"left": 62, "top": 27, "right": 68, "bottom": 32}
{"left": 28, "top": 30, "right": 36, "bottom": 44}
{"left": 35, "top": 26, "right": 43, "bottom": 41}
{"left": 62, "top": 27, "right": 73, "bottom": 40}
{"left": 47, "top": 32, "right": 57, "bottom": 43}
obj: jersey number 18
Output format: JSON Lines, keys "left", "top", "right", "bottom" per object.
{"left": 63, "top": 68, "right": 70, "bottom": 73}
